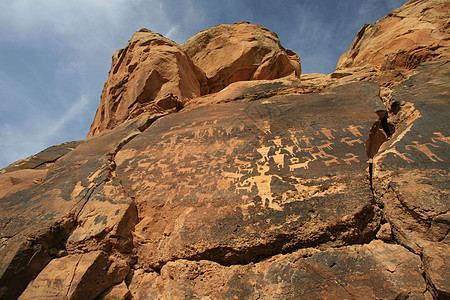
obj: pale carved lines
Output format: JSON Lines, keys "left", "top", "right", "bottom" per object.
{"left": 223, "top": 125, "right": 365, "bottom": 210}
{"left": 405, "top": 141, "right": 444, "bottom": 162}
{"left": 341, "top": 137, "right": 363, "bottom": 146}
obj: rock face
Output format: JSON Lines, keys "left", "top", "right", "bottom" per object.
{"left": 336, "top": 0, "right": 450, "bottom": 85}
{"left": 88, "top": 29, "right": 208, "bottom": 138}
{"left": 182, "top": 22, "right": 301, "bottom": 93}
{"left": 1, "top": 1, "right": 449, "bottom": 299}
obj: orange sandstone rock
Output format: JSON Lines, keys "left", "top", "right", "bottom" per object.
{"left": 337, "top": 0, "right": 450, "bottom": 72}
{"left": 182, "top": 22, "right": 301, "bottom": 93}
{"left": 87, "top": 29, "right": 208, "bottom": 138}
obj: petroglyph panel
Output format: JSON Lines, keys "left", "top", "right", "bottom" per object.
{"left": 113, "top": 81, "right": 383, "bottom": 269}
{"left": 116, "top": 91, "right": 375, "bottom": 212}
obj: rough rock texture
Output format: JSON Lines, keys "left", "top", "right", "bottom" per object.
{"left": 0, "top": 140, "right": 83, "bottom": 202}
{"left": 1, "top": 1, "right": 449, "bottom": 299}
{"left": 182, "top": 22, "right": 301, "bottom": 93}
{"left": 372, "top": 61, "right": 450, "bottom": 299}
{"left": 115, "top": 80, "right": 383, "bottom": 271}
{"left": 336, "top": 0, "right": 450, "bottom": 86}
{"left": 88, "top": 29, "right": 208, "bottom": 138}
{"left": 128, "top": 241, "right": 427, "bottom": 299}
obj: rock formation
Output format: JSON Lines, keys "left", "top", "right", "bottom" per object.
{"left": 1, "top": 0, "right": 449, "bottom": 299}
{"left": 182, "top": 22, "right": 301, "bottom": 93}
{"left": 88, "top": 29, "right": 208, "bottom": 138}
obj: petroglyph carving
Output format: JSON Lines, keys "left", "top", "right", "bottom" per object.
{"left": 320, "top": 128, "right": 335, "bottom": 140}
{"left": 257, "top": 146, "right": 272, "bottom": 162}
{"left": 289, "top": 157, "right": 313, "bottom": 171}
{"left": 271, "top": 136, "right": 283, "bottom": 147}
{"left": 219, "top": 125, "right": 367, "bottom": 210}
{"left": 323, "top": 156, "right": 341, "bottom": 167}
{"left": 298, "top": 136, "right": 313, "bottom": 146}
{"left": 431, "top": 132, "right": 450, "bottom": 144}
{"left": 343, "top": 153, "right": 360, "bottom": 165}
{"left": 310, "top": 148, "right": 328, "bottom": 160}
{"left": 341, "top": 137, "right": 363, "bottom": 146}
{"left": 317, "top": 140, "right": 333, "bottom": 151}
{"left": 272, "top": 152, "right": 286, "bottom": 168}
{"left": 345, "top": 125, "right": 363, "bottom": 137}
{"left": 235, "top": 162, "right": 282, "bottom": 210}
{"left": 405, "top": 141, "right": 443, "bottom": 162}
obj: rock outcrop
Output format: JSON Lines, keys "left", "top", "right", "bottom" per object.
{"left": 1, "top": 1, "right": 449, "bottom": 299}
{"left": 336, "top": 0, "right": 450, "bottom": 86}
{"left": 88, "top": 29, "right": 208, "bottom": 138}
{"left": 182, "top": 22, "right": 301, "bottom": 93}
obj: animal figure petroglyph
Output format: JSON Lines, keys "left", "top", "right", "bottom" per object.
{"left": 317, "top": 140, "right": 333, "bottom": 151}
{"left": 323, "top": 156, "right": 340, "bottom": 167}
{"left": 298, "top": 136, "right": 313, "bottom": 146}
{"left": 341, "top": 137, "right": 363, "bottom": 146}
{"left": 346, "top": 125, "right": 363, "bottom": 137}
{"left": 289, "top": 157, "right": 313, "bottom": 171}
{"left": 431, "top": 132, "right": 450, "bottom": 144}
{"left": 320, "top": 128, "right": 335, "bottom": 140}
{"left": 310, "top": 148, "right": 328, "bottom": 160}
{"left": 405, "top": 141, "right": 443, "bottom": 162}
{"left": 342, "top": 153, "right": 360, "bottom": 165}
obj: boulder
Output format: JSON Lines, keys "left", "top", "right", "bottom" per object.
{"left": 87, "top": 29, "right": 208, "bottom": 138}
{"left": 182, "top": 22, "right": 301, "bottom": 93}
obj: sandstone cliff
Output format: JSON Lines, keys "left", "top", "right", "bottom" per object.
{"left": 1, "top": 1, "right": 449, "bottom": 299}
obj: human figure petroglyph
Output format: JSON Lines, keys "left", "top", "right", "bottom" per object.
{"left": 405, "top": 141, "right": 443, "bottom": 162}
{"left": 257, "top": 146, "right": 272, "bottom": 162}
{"left": 320, "top": 128, "right": 335, "bottom": 140}
{"left": 342, "top": 153, "right": 360, "bottom": 165}
{"left": 234, "top": 162, "right": 282, "bottom": 210}
{"left": 341, "top": 137, "right": 363, "bottom": 146}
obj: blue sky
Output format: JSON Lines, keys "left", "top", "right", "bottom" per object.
{"left": 0, "top": 0, "right": 408, "bottom": 168}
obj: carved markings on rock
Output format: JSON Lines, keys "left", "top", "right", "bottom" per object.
{"left": 117, "top": 112, "right": 367, "bottom": 211}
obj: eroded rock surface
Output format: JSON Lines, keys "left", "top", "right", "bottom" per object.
{"left": 182, "top": 22, "right": 301, "bottom": 93}
{"left": 88, "top": 29, "right": 208, "bottom": 138}
{"left": 115, "top": 81, "right": 382, "bottom": 270}
{"left": 336, "top": 0, "right": 450, "bottom": 86}
{"left": 0, "top": 1, "right": 449, "bottom": 298}
{"left": 0, "top": 115, "right": 154, "bottom": 299}
{"left": 372, "top": 61, "right": 450, "bottom": 299}
{"left": 128, "top": 240, "right": 426, "bottom": 299}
